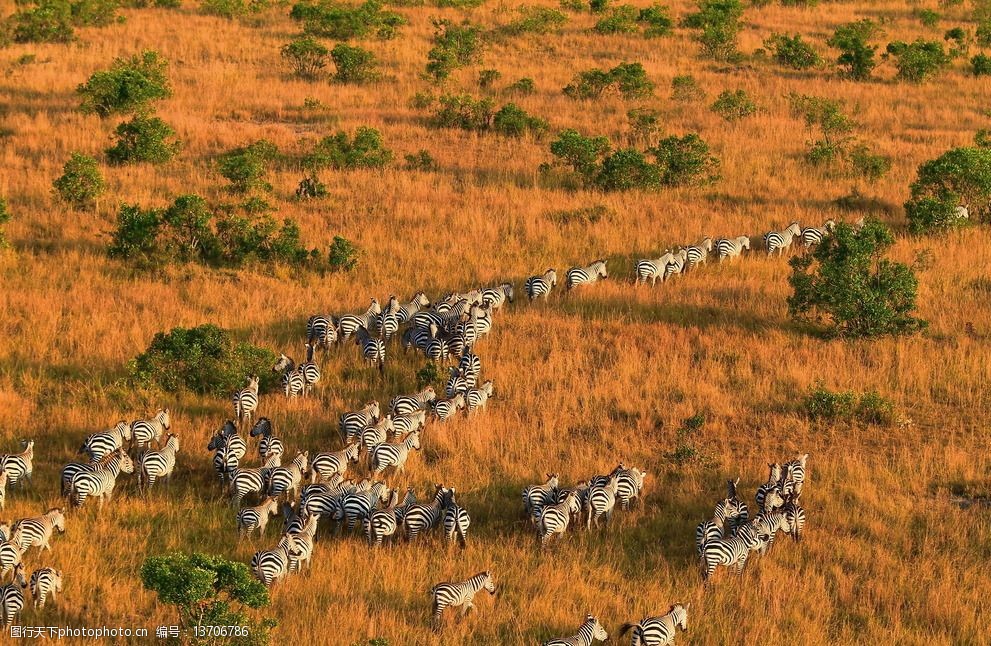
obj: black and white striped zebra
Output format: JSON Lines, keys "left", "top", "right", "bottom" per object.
{"left": 543, "top": 614, "right": 609, "bottom": 646}
{"left": 395, "top": 292, "right": 431, "bottom": 324}
{"left": 68, "top": 450, "right": 133, "bottom": 509}
{"left": 237, "top": 497, "right": 279, "bottom": 538}
{"left": 433, "top": 394, "right": 466, "bottom": 422}
{"left": 663, "top": 248, "right": 689, "bottom": 282}
{"left": 781, "top": 453, "right": 808, "bottom": 497}
{"left": 522, "top": 474, "right": 559, "bottom": 518}
{"left": 458, "top": 348, "right": 481, "bottom": 383}
{"left": 445, "top": 367, "right": 469, "bottom": 399}
{"left": 0, "top": 542, "right": 22, "bottom": 581}
{"left": 306, "top": 314, "right": 338, "bottom": 351}
{"left": 685, "top": 237, "right": 713, "bottom": 270}
{"left": 430, "top": 571, "right": 496, "bottom": 628}
{"left": 138, "top": 433, "right": 179, "bottom": 490}
{"left": 411, "top": 300, "right": 470, "bottom": 333}
{"left": 338, "top": 299, "right": 382, "bottom": 341}
{"left": 310, "top": 442, "right": 360, "bottom": 483}
{"left": 800, "top": 219, "right": 836, "bottom": 248}
{"left": 783, "top": 499, "right": 806, "bottom": 542}
{"left": 0, "top": 440, "right": 34, "bottom": 489}
{"left": 393, "top": 410, "right": 427, "bottom": 436}
{"left": 207, "top": 420, "right": 245, "bottom": 460}
{"left": 443, "top": 490, "right": 470, "bottom": 547}
{"left": 339, "top": 482, "right": 391, "bottom": 530}
{"left": 404, "top": 484, "right": 451, "bottom": 540}
{"left": 746, "top": 509, "right": 792, "bottom": 554}
{"left": 355, "top": 326, "right": 386, "bottom": 373}
{"left": 755, "top": 463, "right": 782, "bottom": 512}
{"left": 229, "top": 454, "right": 281, "bottom": 508}
{"left": 466, "top": 381, "right": 494, "bottom": 414}
{"left": 0, "top": 564, "right": 26, "bottom": 629}
{"left": 618, "top": 604, "right": 690, "bottom": 646}
{"left": 763, "top": 222, "right": 802, "bottom": 256}
{"left": 525, "top": 269, "right": 557, "bottom": 300}
{"left": 614, "top": 466, "right": 647, "bottom": 510}
{"left": 715, "top": 235, "right": 750, "bottom": 261}
{"left": 635, "top": 251, "right": 675, "bottom": 286}
{"left": 371, "top": 432, "right": 421, "bottom": 476}
{"left": 233, "top": 376, "right": 260, "bottom": 427}
{"left": 250, "top": 537, "right": 294, "bottom": 587}
{"left": 339, "top": 401, "right": 380, "bottom": 444}
{"left": 363, "top": 489, "right": 401, "bottom": 547}
{"left": 130, "top": 409, "right": 171, "bottom": 450}
{"left": 249, "top": 418, "right": 283, "bottom": 462}
{"left": 300, "top": 345, "right": 321, "bottom": 393}
{"left": 285, "top": 515, "right": 319, "bottom": 573}
{"left": 480, "top": 283, "right": 514, "bottom": 309}
{"left": 699, "top": 525, "right": 768, "bottom": 583}
{"left": 11, "top": 509, "right": 65, "bottom": 553}
{"left": 391, "top": 387, "right": 436, "bottom": 416}
{"left": 300, "top": 489, "right": 344, "bottom": 527}
{"left": 60, "top": 454, "right": 108, "bottom": 498}
{"left": 28, "top": 567, "right": 62, "bottom": 609}
{"left": 725, "top": 497, "right": 749, "bottom": 537}
{"left": 585, "top": 474, "right": 619, "bottom": 529}
{"left": 537, "top": 491, "right": 580, "bottom": 546}
{"left": 360, "top": 415, "right": 399, "bottom": 457}
{"left": 377, "top": 308, "right": 401, "bottom": 341}
{"left": 80, "top": 423, "right": 131, "bottom": 462}
{"left": 566, "top": 260, "right": 608, "bottom": 290}
{"left": 696, "top": 498, "right": 735, "bottom": 555}
{"left": 268, "top": 452, "right": 309, "bottom": 503}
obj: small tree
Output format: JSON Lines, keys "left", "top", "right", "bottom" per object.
{"left": 788, "top": 221, "right": 925, "bottom": 337}
{"left": 478, "top": 69, "right": 501, "bottom": 89}
{"left": 885, "top": 39, "right": 950, "bottom": 82}
{"left": 105, "top": 114, "right": 181, "bottom": 165}
{"left": 972, "top": 53, "right": 991, "bottom": 75}
{"left": 492, "top": 103, "right": 548, "bottom": 137}
{"left": 217, "top": 140, "right": 279, "bottom": 194}
{"left": 9, "top": 0, "right": 75, "bottom": 44}
{"left": 764, "top": 33, "right": 821, "bottom": 70}
{"left": 306, "top": 127, "right": 393, "bottom": 170}
{"left": 626, "top": 107, "right": 662, "bottom": 145}
{"left": 328, "top": 235, "right": 360, "bottom": 271}
{"left": 281, "top": 37, "right": 330, "bottom": 80}
{"left": 681, "top": 0, "right": 744, "bottom": 61}
{"left": 563, "top": 62, "right": 653, "bottom": 100}
{"left": 77, "top": 51, "right": 172, "bottom": 118}
{"left": 904, "top": 146, "right": 991, "bottom": 232}
{"left": 650, "top": 133, "right": 719, "bottom": 186}
{"left": 548, "top": 129, "right": 611, "bottom": 183}
{"left": 670, "top": 74, "right": 705, "bottom": 102}
{"left": 505, "top": 5, "right": 568, "bottom": 34}
{"left": 848, "top": 144, "right": 891, "bottom": 183}
{"left": 593, "top": 4, "right": 639, "bottom": 34}
{"left": 507, "top": 77, "right": 536, "bottom": 95}
{"left": 331, "top": 44, "right": 380, "bottom": 83}
{"left": 52, "top": 152, "right": 106, "bottom": 209}
{"left": 0, "top": 198, "right": 11, "bottom": 248}
{"left": 290, "top": 0, "right": 405, "bottom": 39}
{"left": 432, "top": 94, "right": 495, "bottom": 130}
{"left": 638, "top": 4, "right": 672, "bottom": 37}
{"left": 426, "top": 19, "right": 484, "bottom": 81}
{"left": 109, "top": 203, "right": 163, "bottom": 261}
{"left": 596, "top": 148, "right": 661, "bottom": 191}
{"left": 710, "top": 89, "right": 756, "bottom": 121}
{"left": 828, "top": 19, "right": 879, "bottom": 80}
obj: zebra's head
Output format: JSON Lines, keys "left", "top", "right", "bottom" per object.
{"left": 166, "top": 433, "right": 180, "bottom": 452}
{"left": 250, "top": 418, "right": 272, "bottom": 439}
{"left": 48, "top": 508, "right": 66, "bottom": 533}
{"left": 764, "top": 489, "right": 784, "bottom": 511}
{"left": 273, "top": 354, "right": 294, "bottom": 373}
{"left": 414, "top": 292, "right": 431, "bottom": 308}
{"left": 118, "top": 451, "right": 136, "bottom": 474}
{"left": 247, "top": 375, "right": 260, "bottom": 390}
{"left": 796, "top": 453, "right": 809, "bottom": 467}
{"left": 823, "top": 219, "right": 837, "bottom": 232}
{"left": 481, "top": 381, "right": 494, "bottom": 397}
{"left": 787, "top": 221, "right": 802, "bottom": 235}
{"left": 583, "top": 615, "right": 608, "bottom": 642}
{"left": 671, "top": 603, "right": 689, "bottom": 632}
{"left": 293, "top": 451, "right": 309, "bottom": 472}
{"left": 481, "top": 571, "right": 496, "bottom": 595}
{"left": 369, "top": 298, "right": 382, "bottom": 315}
{"left": 207, "top": 432, "right": 225, "bottom": 452}
{"left": 596, "top": 260, "right": 608, "bottom": 278}
{"left": 727, "top": 477, "right": 740, "bottom": 499}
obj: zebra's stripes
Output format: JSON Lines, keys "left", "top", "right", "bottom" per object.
{"left": 430, "top": 571, "right": 496, "bottom": 628}
{"left": 340, "top": 402, "right": 380, "bottom": 444}
{"left": 11, "top": 509, "right": 65, "bottom": 553}
{"left": 306, "top": 314, "right": 337, "bottom": 350}
{"left": 310, "top": 443, "right": 360, "bottom": 483}
{"left": 614, "top": 466, "right": 647, "bottom": 510}
{"left": 339, "top": 482, "right": 391, "bottom": 530}
{"left": 523, "top": 474, "right": 559, "bottom": 518}
{"left": 781, "top": 454, "right": 808, "bottom": 497}
{"left": 566, "top": 261, "right": 608, "bottom": 290}
{"left": 543, "top": 614, "right": 609, "bottom": 646}
{"left": 525, "top": 269, "right": 557, "bottom": 300}
{"left": 138, "top": 433, "right": 179, "bottom": 490}
{"left": 763, "top": 222, "right": 802, "bottom": 256}
{"left": 0, "top": 440, "right": 34, "bottom": 488}
{"left": 0, "top": 564, "right": 26, "bottom": 629}
{"left": 338, "top": 299, "right": 382, "bottom": 341}
{"left": 393, "top": 410, "right": 427, "bottom": 436}
{"left": 443, "top": 491, "right": 470, "bottom": 547}
{"left": 268, "top": 452, "right": 309, "bottom": 503}
{"left": 395, "top": 292, "right": 431, "bottom": 324}
{"left": 250, "top": 418, "right": 283, "bottom": 462}
{"left": 635, "top": 252, "right": 675, "bottom": 286}
{"left": 404, "top": 485, "right": 451, "bottom": 540}
{"left": 68, "top": 450, "right": 133, "bottom": 508}
{"left": 233, "top": 376, "right": 260, "bottom": 427}
{"left": 283, "top": 515, "right": 318, "bottom": 573}
{"left": 363, "top": 489, "right": 400, "bottom": 547}
{"left": 715, "top": 236, "right": 750, "bottom": 261}
{"left": 130, "top": 409, "right": 171, "bottom": 450}
{"left": 466, "top": 381, "right": 494, "bottom": 414}
{"left": 371, "top": 432, "right": 421, "bottom": 475}
{"left": 445, "top": 367, "right": 468, "bottom": 399}
{"left": 360, "top": 415, "right": 398, "bottom": 457}
{"left": 28, "top": 567, "right": 62, "bottom": 609}
{"left": 61, "top": 456, "right": 107, "bottom": 498}
{"left": 433, "top": 394, "right": 466, "bottom": 422}
{"left": 685, "top": 237, "right": 713, "bottom": 270}
{"left": 746, "top": 509, "right": 792, "bottom": 554}
{"left": 801, "top": 220, "right": 836, "bottom": 247}
{"left": 663, "top": 249, "right": 689, "bottom": 282}
{"left": 755, "top": 463, "right": 782, "bottom": 512}
{"left": 237, "top": 497, "right": 279, "bottom": 538}
{"left": 390, "top": 388, "right": 436, "bottom": 416}
{"left": 480, "top": 283, "right": 513, "bottom": 309}
{"left": 355, "top": 326, "right": 386, "bottom": 372}
{"left": 585, "top": 475, "right": 619, "bottom": 529}
{"left": 229, "top": 454, "right": 281, "bottom": 508}
{"left": 537, "top": 491, "right": 580, "bottom": 546}
{"left": 699, "top": 525, "right": 768, "bottom": 583}
{"left": 0, "top": 542, "right": 22, "bottom": 581}
{"left": 80, "top": 423, "right": 131, "bottom": 462}
{"left": 618, "top": 604, "right": 690, "bottom": 646}
{"left": 784, "top": 499, "right": 806, "bottom": 542}
{"left": 250, "top": 537, "right": 294, "bottom": 587}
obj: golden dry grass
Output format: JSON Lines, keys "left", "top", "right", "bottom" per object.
{"left": 1, "top": 0, "right": 990, "bottom": 643}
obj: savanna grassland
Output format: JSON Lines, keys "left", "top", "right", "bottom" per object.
{"left": 1, "top": 0, "right": 991, "bottom": 642}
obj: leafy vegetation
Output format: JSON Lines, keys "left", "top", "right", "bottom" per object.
{"left": 77, "top": 50, "right": 171, "bottom": 117}
{"left": 425, "top": 19, "right": 484, "bottom": 81}
{"left": 289, "top": 0, "right": 405, "bottom": 40}
{"left": 200, "top": 0, "right": 270, "bottom": 19}
{"left": 803, "top": 383, "right": 895, "bottom": 426}
{"left": 507, "top": 77, "right": 536, "bottom": 95}
{"left": 217, "top": 140, "right": 279, "bottom": 194}
{"left": 492, "top": 103, "right": 548, "bottom": 137}
{"left": 305, "top": 127, "right": 393, "bottom": 170}
{"left": 281, "top": 37, "right": 330, "bottom": 80}
{"left": 0, "top": 198, "right": 10, "bottom": 248}
{"left": 710, "top": 89, "right": 756, "bottom": 122}
{"left": 670, "top": 74, "right": 705, "bottom": 102}
{"left": 331, "top": 44, "right": 380, "bottom": 83}
{"left": 681, "top": 0, "right": 744, "bottom": 61}
{"left": 904, "top": 146, "right": 991, "bottom": 232}
{"left": 886, "top": 39, "right": 950, "bottom": 82}
{"left": 328, "top": 235, "right": 360, "bottom": 271}
{"left": 7, "top": 0, "right": 122, "bottom": 43}
{"left": 52, "top": 152, "right": 105, "bottom": 209}
{"left": 105, "top": 114, "right": 181, "bottom": 165}
{"left": 828, "top": 19, "right": 879, "bottom": 80}
{"left": 764, "top": 33, "right": 821, "bottom": 70}
{"left": 972, "top": 53, "right": 991, "bottom": 75}
{"left": 504, "top": 5, "right": 567, "bottom": 34}
{"left": 563, "top": 62, "right": 653, "bottom": 100}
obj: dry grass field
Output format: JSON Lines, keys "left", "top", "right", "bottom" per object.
{"left": 1, "top": 0, "right": 991, "bottom": 642}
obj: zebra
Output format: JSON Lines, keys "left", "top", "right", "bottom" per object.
{"left": 68, "top": 449, "right": 133, "bottom": 509}
{"left": 537, "top": 491, "right": 580, "bottom": 547}
{"left": 237, "top": 497, "right": 279, "bottom": 539}
{"left": 229, "top": 454, "right": 281, "bottom": 508}
{"left": 339, "top": 482, "right": 391, "bottom": 531}
{"left": 28, "top": 567, "right": 62, "bottom": 609}
{"left": 138, "top": 433, "right": 179, "bottom": 490}
{"left": 466, "top": 381, "right": 494, "bottom": 414}
{"left": 443, "top": 490, "right": 470, "bottom": 547}
{"left": 685, "top": 237, "right": 714, "bottom": 270}
{"left": 445, "top": 367, "right": 469, "bottom": 399}
{"left": 340, "top": 401, "right": 380, "bottom": 444}
{"left": 696, "top": 498, "right": 735, "bottom": 555}
{"left": 11, "top": 509, "right": 65, "bottom": 553}
{"left": 310, "top": 443, "right": 361, "bottom": 483}
{"left": 338, "top": 299, "right": 382, "bottom": 341}
{"left": 375, "top": 295, "right": 401, "bottom": 338}
{"left": 566, "top": 260, "right": 608, "bottom": 290}
{"left": 233, "top": 376, "right": 260, "bottom": 427}
{"left": 715, "top": 236, "right": 750, "bottom": 261}
{"left": 0, "top": 440, "right": 34, "bottom": 488}
{"left": 402, "top": 323, "right": 438, "bottom": 354}
{"left": 130, "top": 409, "right": 171, "bottom": 450}
{"left": 251, "top": 537, "right": 294, "bottom": 587}
{"left": 275, "top": 348, "right": 321, "bottom": 397}
{"left": 433, "top": 394, "right": 466, "bottom": 422}
{"left": 404, "top": 484, "right": 451, "bottom": 540}
{"left": 746, "top": 509, "right": 792, "bottom": 554}
{"left": 360, "top": 415, "right": 399, "bottom": 457}
{"left": 411, "top": 300, "right": 470, "bottom": 332}
{"left": 760, "top": 489, "right": 784, "bottom": 515}
{"left": 61, "top": 455, "right": 109, "bottom": 497}
{"left": 699, "top": 525, "right": 769, "bottom": 584}
{"left": 268, "top": 452, "right": 309, "bottom": 503}
{"left": 390, "top": 387, "right": 436, "bottom": 416}
{"left": 782, "top": 453, "right": 809, "bottom": 497}
{"left": 800, "top": 220, "right": 836, "bottom": 248}
{"left": 635, "top": 251, "right": 676, "bottom": 286}
{"left": 615, "top": 466, "right": 647, "bottom": 510}
{"left": 300, "top": 489, "right": 345, "bottom": 528}
{"left": 371, "top": 432, "right": 421, "bottom": 476}
{"left": 481, "top": 283, "right": 514, "bottom": 309}
{"left": 305, "top": 313, "right": 338, "bottom": 351}
{"left": 355, "top": 326, "right": 386, "bottom": 373}
{"left": 250, "top": 418, "right": 283, "bottom": 462}
{"left": 553, "top": 482, "right": 590, "bottom": 526}
{"left": 430, "top": 571, "right": 496, "bottom": 629}
{"left": 392, "top": 410, "right": 427, "bottom": 436}
{"left": 725, "top": 497, "right": 749, "bottom": 537}
{"left": 522, "top": 474, "right": 559, "bottom": 518}
{"left": 585, "top": 474, "right": 619, "bottom": 529}
{"left": 763, "top": 222, "right": 802, "bottom": 256}
{"left": 525, "top": 269, "right": 558, "bottom": 300}
{"left": 207, "top": 420, "right": 246, "bottom": 460}
{"left": 363, "top": 489, "right": 401, "bottom": 547}
{"left": 0, "top": 564, "right": 26, "bottom": 629}
{"left": 543, "top": 614, "right": 609, "bottom": 646}
{"left": 663, "top": 249, "right": 689, "bottom": 282}
{"left": 0, "top": 542, "right": 22, "bottom": 582}
{"left": 283, "top": 367, "right": 304, "bottom": 398}
{"left": 212, "top": 441, "right": 241, "bottom": 486}
{"left": 755, "top": 463, "right": 782, "bottom": 512}
{"left": 783, "top": 499, "right": 806, "bottom": 542}
{"left": 284, "top": 514, "right": 319, "bottom": 573}
{"left": 394, "top": 487, "right": 418, "bottom": 525}
{"left": 459, "top": 349, "right": 481, "bottom": 384}
{"left": 618, "top": 604, "right": 690, "bottom": 646}
{"left": 80, "top": 423, "right": 131, "bottom": 461}
{"left": 395, "top": 292, "right": 431, "bottom": 324}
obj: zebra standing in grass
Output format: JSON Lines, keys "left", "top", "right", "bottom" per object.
{"left": 699, "top": 525, "right": 768, "bottom": 584}
{"left": 396, "top": 292, "right": 432, "bottom": 324}
{"left": 361, "top": 416, "right": 399, "bottom": 459}
{"left": 138, "top": 433, "right": 179, "bottom": 490}
{"left": 211, "top": 436, "right": 245, "bottom": 486}
{"left": 543, "top": 614, "right": 609, "bottom": 646}
{"left": 300, "top": 344, "right": 321, "bottom": 394}
{"left": 339, "top": 482, "right": 391, "bottom": 531}
{"left": 391, "top": 387, "right": 437, "bottom": 416}
{"left": 755, "top": 464, "right": 782, "bottom": 512}
{"left": 537, "top": 491, "right": 580, "bottom": 546}
{"left": 782, "top": 454, "right": 809, "bottom": 497}
{"left": 443, "top": 489, "right": 471, "bottom": 547}
{"left": 523, "top": 474, "right": 559, "bottom": 518}
{"left": 0, "top": 542, "right": 22, "bottom": 582}
{"left": 310, "top": 443, "right": 360, "bottom": 483}
{"left": 11, "top": 509, "right": 65, "bottom": 553}
{"left": 376, "top": 296, "right": 401, "bottom": 339}
{"left": 430, "top": 571, "right": 496, "bottom": 629}
{"left": 268, "top": 452, "right": 308, "bottom": 503}
{"left": 284, "top": 515, "right": 318, "bottom": 574}
{"left": 340, "top": 402, "right": 380, "bottom": 444}
{"left": 433, "top": 394, "right": 466, "bottom": 422}
{"left": 764, "top": 222, "right": 802, "bottom": 256}
{"left": 233, "top": 376, "right": 260, "bottom": 427}
{"left": 251, "top": 537, "right": 294, "bottom": 587}
{"left": 371, "top": 432, "right": 421, "bottom": 476}
{"left": 229, "top": 454, "right": 281, "bottom": 508}
{"left": 0, "top": 564, "right": 26, "bottom": 629}
{"left": 566, "top": 260, "right": 608, "bottom": 290}
{"left": 63, "top": 455, "right": 106, "bottom": 498}
{"left": 250, "top": 418, "right": 283, "bottom": 462}
{"left": 466, "top": 381, "right": 494, "bottom": 414}
{"left": 363, "top": 489, "right": 401, "bottom": 547}
{"left": 746, "top": 509, "right": 792, "bottom": 554}
{"left": 459, "top": 349, "right": 481, "bottom": 385}
{"left": 68, "top": 449, "right": 133, "bottom": 509}
{"left": 696, "top": 498, "right": 735, "bottom": 555}
{"left": 28, "top": 568, "right": 62, "bottom": 609}
{"left": 784, "top": 499, "right": 806, "bottom": 542}
{"left": 80, "top": 423, "right": 131, "bottom": 461}
{"left": 445, "top": 367, "right": 469, "bottom": 399}
{"left": 404, "top": 484, "right": 451, "bottom": 540}
{"left": 685, "top": 237, "right": 713, "bottom": 271}
{"left": 481, "top": 283, "right": 514, "bottom": 310}
{"left": 619, "top": 604, "right": 690, "bottom": 646}
{"left": 338, "top": 299, "right": 382, "bottom": 341}
{"left": 355, "top": 326, "right": 386, "bottom": 373}
{"left": 0, "top": 440, "right": 34, "bottom": 489}
{"left": 130, "top": 409, "right": 171, "bottom": 451}
{"left": 715, "top": 236, "right": 750, "bottom": 262}
{"left": 663, "top": 249, "right": 689, "bottom": 282}
{"left": 393, "top": 410, "right": 427, "bottom": 436}
{"left": 801, "top": 220, "right": 836, "bottom": 248}
{"left": 526, "top": 269, "right": 558, "bottom": 301}
{"left": 614, "top": 466, "right": 647, "bottom": 510}
{"left": 273, "top": 354, "right": 308, "bottom": 399}
{"left": 585, "top": 474, "right": 619, "bottom": 529}
{"left": 237, "top": 497, "right": 279, "bottom": 538}
{"left": 635, "top": 251, "right": 676, "bottom": 286}
{"left": 306, "top": 314, "right": 337, "bottom": 351}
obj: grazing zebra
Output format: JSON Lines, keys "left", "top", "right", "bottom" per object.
{"left": 715, "top": 236, "right": 750, "bottom": 262}
{"left": 430, "top": 571, "right": 496, "bottom": 629}
{"left": 481, "top": 283, "right": 514, "bottom": 309}
{"left": 522, "top": 474, "right": 560, "bottom": 518}
{"left": 699, "top": 525, "right": 768, "bottom": 584}
{"left": 284, "top": 514, "right": 318, "bottom": 573}
{"left": 250, "top": 418, "right": 283, "bottom": 462}
{"left": 443, "top": 490, "right": 470, "bottom": 547}
{"left": 68, "top": 450, "right": 133, "bottom": 509}
{"left": 251, "top": 537, "right": 294, "bottom": 587}
{"left": 393, "top": 409, "right": 427, "bottom": 436}
{"left": 585, "top": 474, "right": 619, "bottom": 529}
{"left": 763, "top": 222, "right": 802, "bottom": 256}
{"left": 543, "top": 614, "right": 609, "bottom": 646}
{"left": 395, "top": 292, "right": 431, "bottom": 324}
{"left": 339, "top": 482, "right": 391, "bottom": 530}
{"left": 338, "top": 299, "right": 382, "bottom": 341}
{"left": 663, "top": 249, "right": 689, "bottom": 282}
{"left": 138, "top": 433, "right": 179, "bottom": 490}
{"left": 755, "top": 463, "right": 782, "bottom": 512}
{"left": 80, "top": 423, "right": 131, "bottom": 462}
{"left": 784, "top": 499, "right": 806, "bottom": 542}
{"left": 635, "top": 251, "right": 675, "bottom": 286}
{"left": 800, "top": 220, "right": 836, "bottom": 248}
{"left": 268, "top": 452, "right": 309, "bottom": 503}
{"left": 391, "top": 387, "right": 437, "bottom": 416}
{"left": 746, "top": 509, "right": 792, "bottom": 554}
{"left": 233, "top": 376, "right": 260, "bottom": 427}
{"left": 62, "top": 456, "right": 105, "bottom": 498}
{"left": 28, "top": 568, "right": 62, "bottom": 609}
{"left": 363, "top": 489, "right": 401, "bottom": 547}
{"left": 0, "top": 564, "right": 26, "bottom": 629}
{"left": 619, "top": 604, "right": 690, "bottom": 646}
{"left": 445, "top": 367, "right": 469, "bottom": 399}
{"left": 212, "top": 442, "right": 241, "bottom": 486}
{"left": 0, "top": 542, "right": 22, "bottom": 582}
{"left": 781, "top": 453, "right": 809, "bottom": 497}
{"left": 360, "top": 415, "right": 398, "bottom": 456}
{"left": 306, "top": 314, "right": 338, "bottom": 351}
{"left": 310, "top": 443, "right": 360, "bottom": 483}
{"left": 615, "top": 466, "right": 647, "bottom": 510}
{"left": 466, "top": 381, "right": 494, "bottom": 414}
{"left": 433, "top": 394, "right": 466, "bottom": 422}
{"left": 340, "top": 401, "right": 380, "bottom": 444}
{"left": 537, "top": 491, "right": 580, "bottom": 546}
{"left": 685, "top": 237, "right": 714, "bottom": 270}
{"left": 237, "top": 497, "right": 279, "bottom": 539}
{"left": 229, "top": 454, "right": 281, "bottom": 508}
{"left": 525, "top": 269, "right": 558, "bottom": 301}
{"left": 10, "top": 509, "right": 65, "bottom": 553}
{"left": 0, "top": 440, "right": 34, "bottom": 488}
{"left": 371, "top": 432, "right": 421, "bottom": 476}
{"left": 459, "top": 348, "right": 481, "bottom": 383}
{"left": 130, "top": 409, "right": 171, "bottom": 450}
{"left": 404, "top": 484, "right": 451, "bottom": 540}
{"left": 566, "top": 260, "right": 608, "bottom": 290}
{"left": 355, "top": 326, "right": 386, "bottom": 373}
{"left": 696, "top": 498, "right": 735, "bottom": 555}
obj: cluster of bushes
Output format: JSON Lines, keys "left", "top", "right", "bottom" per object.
{"left": 281, "top": 39, "right": 380, "bottom": 83}
{"left": 670, "top": 74, "right": 705, "bottom": 102}
{"left": 5, "top": 0, "right": 121, "bottom": 44}
{"left": 563, "top": 62, "right": 653, "bottom": 100}
{"left": 289, "top": 0, "right": 404, "bottom": 40}
{"left": 681, "top": 0, "right": 744, "bottom": 61}
{"left": 502, "top": 5, "right": 567, "bottom": 35}
{"left": 106, "top": 114, "right": 181, "bottom": 164}
{"left": 426, "top": 19, "right": 484, "bottom": 81}
{"left": 710, "top": 89, "right": 756, "bottom": 121}
{"left": 217, "top": 140, "right": 279, "bottom": 194}
{"left": 763, "top": 33, "right": 821, "bottom": 70}
{"left": 593, "top": 4, "right": 672, "bottom": 38}
{"left": 304, "top": 127, "right": 393, "bottom": 170}
{"left": 53, "top": 152, "right": 106, "bottom": 209}
{"left": 425, "top": 94, "right": 547, "bottom": 137}
{"left": 200, "top": 0, "right": 271, "bottom": 19}
{"left": 789, "top": 94, "right": 890, "bottom": 182}
{"left": 904, "top": 146, "right": 991, "bottom": 233}
{"left": 885, "top": 39, "right": 950, "bottom": 82}
{"left": 803, "top": 384, "right": 895, "bottom": 426}
{"left": 543, "top": 129, "right": 718, "bottom": 191}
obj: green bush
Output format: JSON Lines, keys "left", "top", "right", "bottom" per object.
{"left": 432, "top": 94, "right": 495, "bottom": 130}
{"left": 979, "top": 19, "right": 991, "bottom": 47}
{"left": 200, "top": 0, "right": 268, "bottom": 18}
{"left": 710, "top": 89, "right": 756, "bottom": 121}
{"left": 904, "top": 146, "right": 991, "bottom": 232}
{"left": 597, "top": 148, "right": 661, "bottom": 191}
{"left": 331, "top": 43, "right": 379, "bottom": 83}
{"left": 425, "top": 19, "right": 484, "bottom": 81}
{"left": 505, "top": 5, "right": 568, "bottom": 34}
{"left": 217, "top": 140, "right": 279, "bottom": 194}
{"left": 828, "top": 19, "right": 879, "bottom": 80}
{"left": 788, "top": 221, "right": 925, "bottom": 337}
{"left": 52, "top": 152, "right": 105, "bottom": 208}
{"left": 650, "top": 133, "right": 719, "bottom": 186}
{"left": 289, "top": 0, "right": 405, "bottom": 40}
{"left": 944, "top": 27, "right": 969, "bottom": 58}
{"left": 789, "top": 93, "right": 856, "bottom": 169}
{"left": 764, "top": 32, "right": 821, "bottom": 69}
{"left": 9, "top": 0, "right": 75, "bottom": 43}
{"left": 492, "top": 103, "right": 548, "bottom": 137}
{"left": 109, "top": 203, "right": 163, "bottom": 260}
{"left": 593, "top": 4, "right": 638, "bottom": 34}
{"left": 562, "top": 68, "right": 613, "bottom": 99}
{"left": 848, "top": 144, "right": 891, "bottom": 182}
{"left": 0, "top": 198, "right": 11, "bottom": 248}
{"left": 638, "top": 4, "right": 672, "bottom": 37}
{"left": 72, "top": 0, "right": 121, "bottom": 25}
{"left": 626, "top": 107, "right": 661, "bottom": 145}
{"left": 281, "top": 36, "right": 330, "bottom": 80}
{"left": 804, "top": 384, "right": 895, "bottom": 425}
{"left": 105, "top": 114, "right": 181, "bottom": 165}
{"left": 681, "top": 0, "right": 744, "bottom": 61}
{"left": 886, "top": 39, "right": 950, "bottom": 82}
{"left": 507, "top": 77, "right": 536, "bottom": 95}
{"left": 547, "top": 129, "right": 612, "bottom": 181}
{"left": 563, "top": 62, "right": 653, "bottom": 100}
{"left": 404, "top": 150, "right": 437, "bottom": 171}
{"left": 976, "top": 129, "right": 991, "bottom": 148}
{"left": 915, "top": 8, "right": 940, "bottom": 28}
{"left": 416, "top": 362, "right": 440, "bottom": 389}
{"left": 77, "top": 50, "right": 171, "bottom": 118}
{"left": 328, "top": 235, "right": 360, "bottom": 271}
{"left": 295, "top": 174, "right": 328, "bottom": 199}
{"left": 972, "top": 53, "right": 991, "bottom": 75}
{"left": 589, "top": 0, "right": 608, "bottom": 12}
{"left": 306, "top": 127, "right": 393, "bottom": 170}
{"left": 478, "top": 69, "right": 501, "bottom": 89}
{"left": 670, "top": 74, "right": 704, "bottom": 102}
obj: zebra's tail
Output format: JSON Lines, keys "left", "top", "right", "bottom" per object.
{"left": 618, "top": 623, "right": 637, "bottom": 639}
